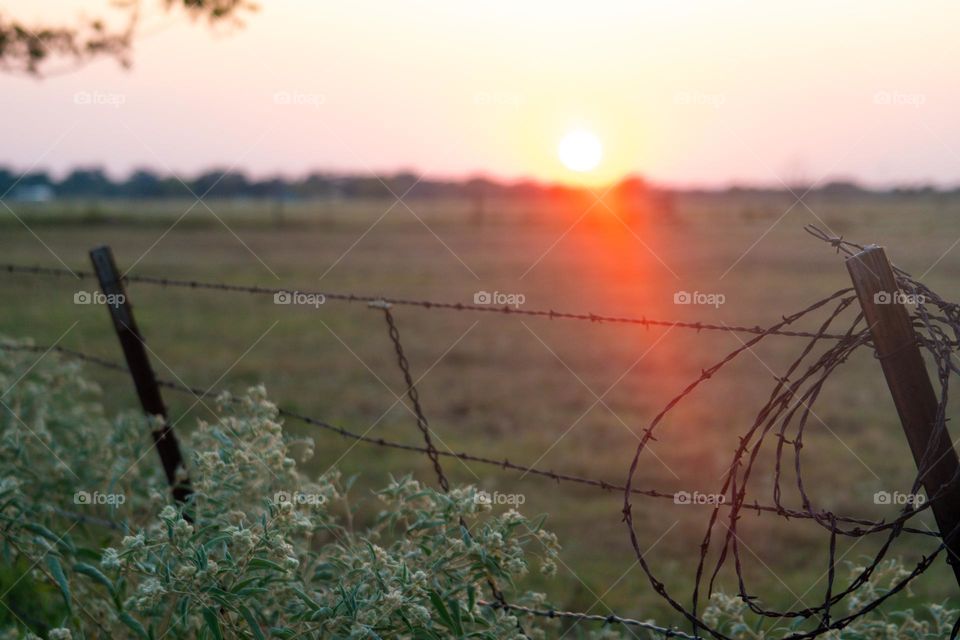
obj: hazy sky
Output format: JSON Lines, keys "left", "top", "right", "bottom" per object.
{"left": 2, "top": 1, "right": 960, "bottom": 186}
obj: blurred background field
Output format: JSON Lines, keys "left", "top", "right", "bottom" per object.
{"left": 2, "top": 190, "right": 959, "bottom": 623}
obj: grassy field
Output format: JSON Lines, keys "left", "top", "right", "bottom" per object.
{"left": 2, "top": 191, "right": 959, "bottom": 626}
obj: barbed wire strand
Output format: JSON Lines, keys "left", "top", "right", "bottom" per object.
{"left": 0, "top": 341, "right": 936, "bottom": 537}
{"left": 377, "top": 303, "right": 450, "bottom": 492}
{"left": 0, "top": 263, "right": 851, "bottom": 340}
{"left": 480, "top": 600, "right": 697, "bottom": 639}
{"left": 374, "top": 303, "right": 530, "bottom": 637}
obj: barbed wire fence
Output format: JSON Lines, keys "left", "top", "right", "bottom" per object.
{"left": 1, "top": 224, "right": 959, "bottom": 639}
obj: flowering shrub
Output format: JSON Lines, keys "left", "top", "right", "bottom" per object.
{"left": 0, "top": 339, "right": 954, "bottom": 639}
{"left": 0, "top": 341, "right": 562, "bottom": 639}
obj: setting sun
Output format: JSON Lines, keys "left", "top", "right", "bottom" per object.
{"left": 558, "top": 130, "right": 603, "bottom": 173}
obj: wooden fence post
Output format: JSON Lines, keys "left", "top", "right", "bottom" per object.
{"left": 89, "top": 246, "right": 191, "bottom": 504}
{"left": 847, "top": 245, "right": 960, "bottom": 589}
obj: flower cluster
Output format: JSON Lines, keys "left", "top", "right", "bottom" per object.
{"left": 0, "top": 340, "right": 568, "bottom": 639}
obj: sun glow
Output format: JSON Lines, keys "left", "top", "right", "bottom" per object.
{"left": 557, "top": 130, "right": 603, "bottom": 173}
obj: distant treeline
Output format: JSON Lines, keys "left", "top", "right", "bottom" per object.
{"left": 0, "top": 166, "right": 946, "bottom": 201}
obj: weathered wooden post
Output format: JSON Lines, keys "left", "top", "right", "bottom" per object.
{"left": 847, "top": 245, "right": 960, "bottom": 589}
{"left": 89, "top": 246, "right": 191, "bottom": 504}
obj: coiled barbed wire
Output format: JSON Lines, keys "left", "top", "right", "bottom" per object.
{"left": 620, "top": 227, "right": 960, "bottom": 639}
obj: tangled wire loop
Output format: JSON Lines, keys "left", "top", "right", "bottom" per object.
{"left": 621, "top": 226, "right": 960, "bottom": 639}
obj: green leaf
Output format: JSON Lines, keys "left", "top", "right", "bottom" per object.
{"left": 24, "top": 523, "right": 76, "bottom": 554}
{"left": 409, "top": 518, "right": 446, "bottom": 531}
{"left": 177, "top": 596, "right": 190, "bottom": 623}
{"left": 202, "top": 607, "right": 224, "bottom": 640}
{"left": 119, "top": 612, "right": 149, "bottom": 639}
{"left": 238, "top": 605, "right": 266, "bottom": 640}
{"left": 25, "top": 523, "right": 59, "bottom": 543}
{"left": 248, "top": 557, "right": 288, "bottom": 572}
{"left": 450, "top": 598, "right": 463, "bottom": 633}
{"left": 56, "top": 533, "right": 77, "bottom": 555}
{"left": 428, "top": 590, "right": 455, "bottom": 630}
{"left": 203, "top": 534, "right": 233, "bottom": 551}
{"left": 228, "top": 576, "right": 262, "bottom": 593}
{"left": 292, "top": 588, "right": 320, "bottom": 611}
{"left": 46, "top": 555, "right": 71, "bottom": 614}
{"left": 73, "top": 547, "right": 103, "bottom": 562}
{"left": 73, "top": 562, "right": 115, "bottom": 595}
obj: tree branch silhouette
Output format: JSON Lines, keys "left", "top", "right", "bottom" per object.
{"left": 0, "top": 0, "right": 255, "bottom": 77}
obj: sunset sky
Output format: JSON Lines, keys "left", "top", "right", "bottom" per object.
{"left": 2, "top": 1, "right": 960, "bottom": 187}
